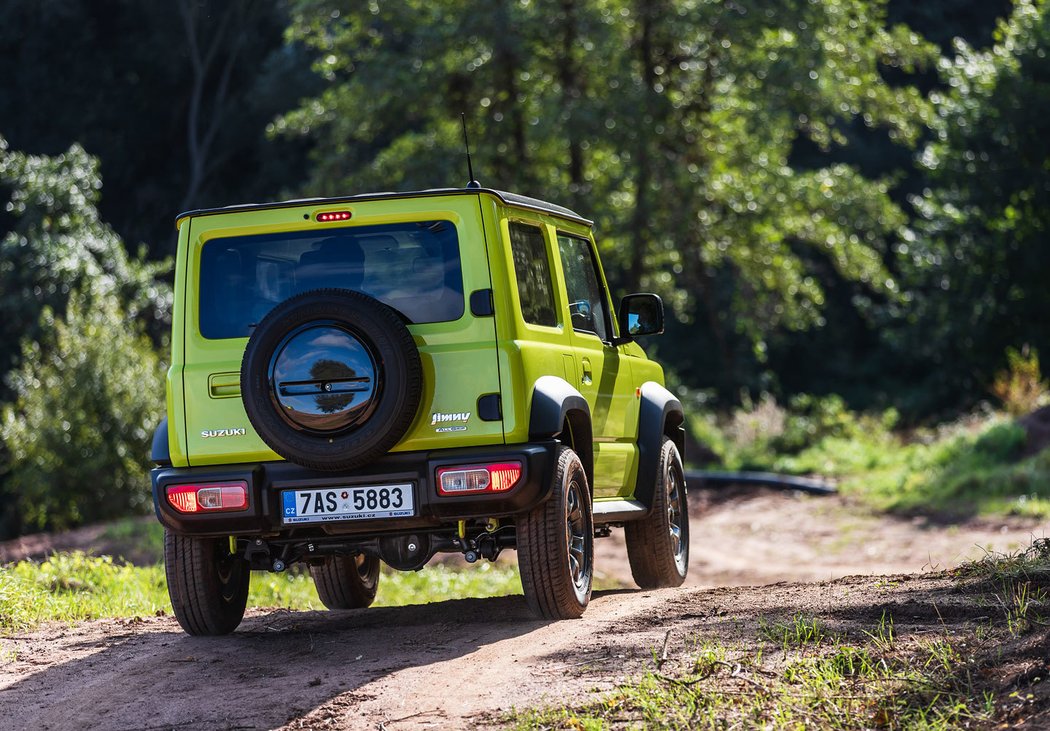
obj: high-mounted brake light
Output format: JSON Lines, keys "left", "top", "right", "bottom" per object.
{"left": 166, "top": 481, "right": 249, "bottom": 514}
{"left": 436, "top": 462, "right": 522, "bottom": 495}
{"left": 316, "top": 210, "right": 352, "bottom": 222}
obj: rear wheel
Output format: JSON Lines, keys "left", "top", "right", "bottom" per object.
{"left": 625, "top": 437, "right": 689, "bottom": 588}
{"left": 164, "top": 531, "right": 249, "bottom": 636}
{"left": 517, "top": 446, "right": 593, "bottom": 619}
{"left": 309, "top": 554, "right": 380, "bottom": 610}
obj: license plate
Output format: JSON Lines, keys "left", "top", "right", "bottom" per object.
{"left": 281, "top": 483, "right": 415, "bottom": 524}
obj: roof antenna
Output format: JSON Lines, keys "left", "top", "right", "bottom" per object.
{"left": 460, "top": 113, "right": 481, "bottom": 189}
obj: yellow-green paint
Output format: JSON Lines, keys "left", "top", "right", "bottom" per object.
{"left": 165, "top": 189, "right": 667, "bottom": 504}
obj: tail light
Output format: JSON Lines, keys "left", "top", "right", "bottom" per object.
{"left": 166, "top": 481, "right": 249, "bottom": 513}
{"left": 436, "top": 462, "right": 522, "bottom": 495}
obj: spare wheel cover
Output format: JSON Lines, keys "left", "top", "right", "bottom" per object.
{"left": 240, "top": 288, "right": 422, "bottom": 472}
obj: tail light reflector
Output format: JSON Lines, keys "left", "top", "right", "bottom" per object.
{"left": 437, "top": 462, "right": 522, "bottom": 495}
{"left": 166, "top": 481, "right": 249, "bottom": 513}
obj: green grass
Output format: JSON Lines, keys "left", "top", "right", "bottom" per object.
{"left": 953, "top": 538, "right": 1050, "bottom": 637}
{"left": 757, "top": 613, "right": 829, "bottom": 648}
{"left": 512, "top": 635, "right": 995, "bottom": 730}
{"left": 0, "top": 553, "right": 168, "bottom": 630}
{"left": 509, "top": 540, "right": 1050, "bottom": 730}
{"left": 691, "top": 396, "right": 1050, "bottom": 519}
{"left": 0, "top": 551, "right": 531, "bottom": 632}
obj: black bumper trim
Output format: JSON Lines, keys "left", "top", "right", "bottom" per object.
{"left": 152, "top": 442, "right": 558, "bottom": 537}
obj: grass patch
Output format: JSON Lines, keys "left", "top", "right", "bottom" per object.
{"left": 758, "top": 613, "right": 829, "bottom": 648}
{"left": 953, "top": 538, "right": 1050, "bottom": 636}
{"left": 509, "top": 540, "right": 1050, "bottom": 730}
{"left": 0, "top": 552, "right": 534, "bottom": 632}
{"left": 0, "top": 553, "right": 168, "bottom": 631}
{"left": 691, "top": 394, "right": 1050, "bottom": 519}
{"left": 512, "top": 634, "right": 995, "bottom": 729}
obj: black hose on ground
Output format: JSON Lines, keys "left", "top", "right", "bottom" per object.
{"left": 684, "top": 470, "right": 837, "bottom": 496}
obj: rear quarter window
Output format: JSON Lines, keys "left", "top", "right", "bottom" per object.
{"left": 508, "top": 222, "right": 558, "bottom": 328}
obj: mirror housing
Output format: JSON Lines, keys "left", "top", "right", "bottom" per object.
{"left": 614, "top": 293, "right": 664, "bottom": 345}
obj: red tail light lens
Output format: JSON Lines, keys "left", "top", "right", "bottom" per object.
{"left": 436, "top": 462, "right": 522, "bottom": 495}
{"left": 166, "top": 482, "right": 249, "bottom": 513}
{"left": 167, "top": 487, "right": 198, "bottom": 513}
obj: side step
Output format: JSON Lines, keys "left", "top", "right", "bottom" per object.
{"left": 592, "top": 499, "right": 648, "bottom": 523}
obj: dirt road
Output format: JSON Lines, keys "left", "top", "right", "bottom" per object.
{"left": 1, "top": 488, "right": 1047, "bottom": 730}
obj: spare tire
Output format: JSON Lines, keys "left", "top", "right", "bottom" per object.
{"left": 241, "top": 288, "right": 422, "bottom": 472}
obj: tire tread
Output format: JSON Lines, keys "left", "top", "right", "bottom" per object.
{"left": 517, "top": 447, "right": 593, "bottom": 619}
{"left": 309, "top": 555, "right": 380, "bottom": 610}
{"left": 625, "top": 437, "right": 689, "bottom": 589}
{"left": 164, "top": 531, "right": 249, "bottom": 636}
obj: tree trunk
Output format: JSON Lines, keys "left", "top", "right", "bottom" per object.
{"left": 626, "top": 0, "right": 659, "bottom": 294}
{"left": 558, "top": 0, "right": 585, "bottom": 212}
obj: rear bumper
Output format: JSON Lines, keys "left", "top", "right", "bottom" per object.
{"left": 151, "top": 441, "right": 558, "bottom": 537}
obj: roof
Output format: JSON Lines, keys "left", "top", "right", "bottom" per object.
{"left": 174, "top": 187, "right": 593, "bottom": 228}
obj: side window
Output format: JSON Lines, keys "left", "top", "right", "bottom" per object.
{"left": 557, "top": 234, "right": 609, "bottom": 342}
{"left": 508, "top": 222, "right": 558, "bottom": 327}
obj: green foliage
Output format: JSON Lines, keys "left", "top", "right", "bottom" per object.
{"left": 0, "top": 553, "right": 168, "bottom": 631}
{"left": 0, "top": 292, "right": 165, "bottom": 533}
{"left": 699, "top": 392, "right": 898, "bottom": 471}
{"left": 893, "top": 0, "right": 1050, "bottom": 413}
{"left": 991, "top": 345, "right": 1049, "bottom": 416}
{"left": 0, "top": 136, "right": 171, "bottom": 386}
{"left": 279, "top": 0, "right": 936, "bottom": 362}
{"left": 511, "top": 625, "right": 994, "bottom": 730}
{"left": 0, "top": 552, "right": 530, "bottom": 631}
{"left": 954, "top": 539, "right": 1050, "bottom": 636}
{"left": 695, "top": 398, "right": 1048, "bottom": 518}
{"left": 758, "top": 613, "right": 829, "bottom": 647}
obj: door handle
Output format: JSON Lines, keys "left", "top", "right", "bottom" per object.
{"left": 581, "top": 357, "right": 593, "bottom": 385}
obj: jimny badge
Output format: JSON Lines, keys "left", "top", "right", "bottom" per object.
{"left": 431, "top": 411, "right": 470, "bottom": 433}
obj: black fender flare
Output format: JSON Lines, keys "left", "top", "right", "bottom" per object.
{"left": 151, "top": 417, "right": 171, "bottom": 466}
{"left": 634, "top": 382, "right": 685, "bottom": 510}
{"left": 528, "top": 375, "right": 593, "bottom": 489}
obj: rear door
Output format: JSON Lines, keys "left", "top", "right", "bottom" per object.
{"left": 175, "top": 195, "right": 503, "bottom": 467}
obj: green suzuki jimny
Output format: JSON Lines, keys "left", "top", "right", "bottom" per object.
{"left": 151, "top": 186, "right": 688, "bottom": 635}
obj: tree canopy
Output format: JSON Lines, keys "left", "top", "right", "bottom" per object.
{"left": 279, "top": 0, "right": 936, "bottom": 368}
{"left": 0, "top": 0, "right": 1046, "bottom": 536}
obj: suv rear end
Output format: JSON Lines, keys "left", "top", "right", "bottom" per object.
{"left": 153, "top": 188, "right": 686, "bottom": 635}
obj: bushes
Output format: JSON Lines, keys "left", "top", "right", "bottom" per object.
{"left": 0, "top": 292, "right": 164, "bottom": 533}
{"left": 0, "top": 137, "right": 171, "bottom": 538}
{"left": 991, "top": 346, "right": 1049, "bottom": 417}
{"left": 689, "top": 393, "right": 1050, "bottom": 518}
{"left": 693, "top": 393, "right": 898, "bottom": 471}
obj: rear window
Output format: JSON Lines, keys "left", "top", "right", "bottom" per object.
{"left": 197, "top": 220, "right": 463, "bottom": 339}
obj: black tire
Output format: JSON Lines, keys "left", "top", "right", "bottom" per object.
{"left": 164, "top": 531, "right": 249, "bottom": 636}
{"left": 309, "top": 554, "right": 380, "bottom": 610}
{"left": 625, "top": 437, "right": 690, "bottom": 589}
{"left": 517, "top": 446, "right": 594, "bottom": 619}
{"left": 241, "top": 288, "right": 423, "bottom": 472}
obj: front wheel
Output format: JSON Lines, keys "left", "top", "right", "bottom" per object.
{"left": 625, "top": 437, "right": 690, "bottom": 588}
{"left": 309, "top": 554, "right": 380, "bottom": 610}
{"left": 164, "top": 531, "right": 250, "bottom": 636}
{"left": 517, "top": 446, "right": 594, "bottom": 619}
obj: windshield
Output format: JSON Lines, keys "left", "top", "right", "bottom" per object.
{"left": 197, "top": 220, "right": 463, "bottom": 339}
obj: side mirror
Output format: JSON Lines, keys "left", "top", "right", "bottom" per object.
{"left": 615, "top": 293, "right": 664, "bottom": 344}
